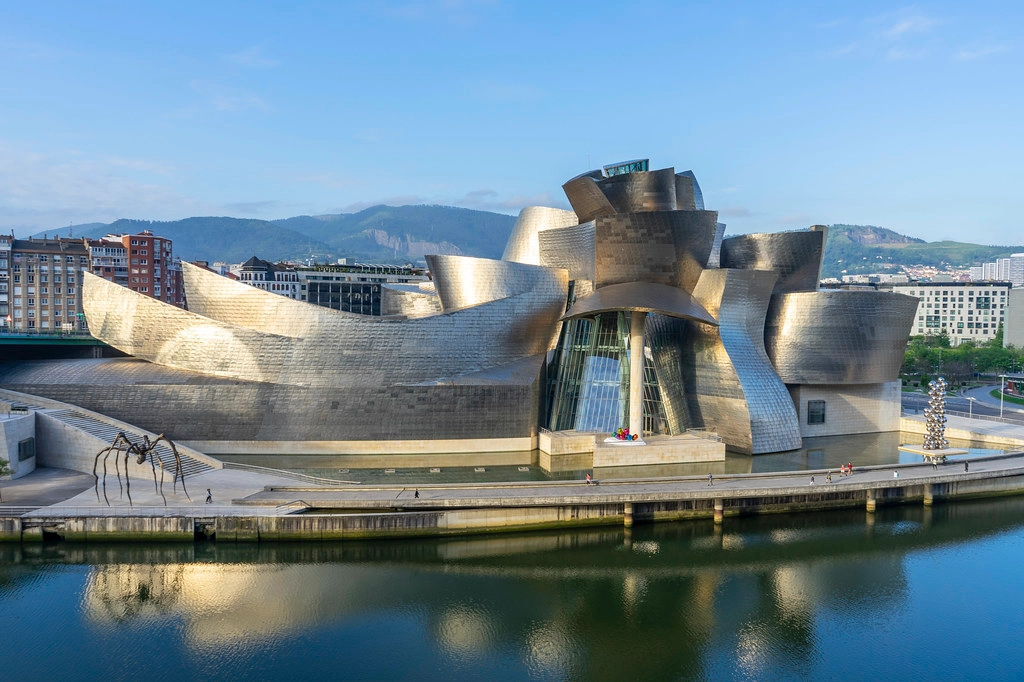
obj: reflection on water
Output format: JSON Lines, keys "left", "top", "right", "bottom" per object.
{"left": 220, "top": 431, "right": 1005, "bottom": 484}
{"left": 3, "top": 497, "right": 1024, "bottom": 680}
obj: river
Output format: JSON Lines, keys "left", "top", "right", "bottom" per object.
{"left": 3, "top": 495, "right": 1024, "bottom": 680}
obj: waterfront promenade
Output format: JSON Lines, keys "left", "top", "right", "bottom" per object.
{"left": 2, "top": 411, "right": 1024, "bottom": 542}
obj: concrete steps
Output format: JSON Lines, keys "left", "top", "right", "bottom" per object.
{"left": 46, "top": 408, "right": 213, "bottom": 479}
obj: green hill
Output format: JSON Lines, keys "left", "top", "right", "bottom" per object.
{"left": 821, "top": 224, "right": 1017, "bottom": 278}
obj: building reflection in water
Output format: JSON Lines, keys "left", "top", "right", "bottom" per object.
{"left": 10, "top": 497, "right": 1012, "bottom": 679}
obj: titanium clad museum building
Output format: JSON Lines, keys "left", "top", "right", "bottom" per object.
{"left": 0, "top": 160, "right": 917, "bottom": 463}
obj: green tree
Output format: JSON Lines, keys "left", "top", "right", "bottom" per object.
{"left": 0, "top": 458, "right": 11, "bottom": 503}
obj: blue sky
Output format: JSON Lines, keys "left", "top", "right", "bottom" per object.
{"left": 1, "top": 1, "right": 1021, "bottom": 245}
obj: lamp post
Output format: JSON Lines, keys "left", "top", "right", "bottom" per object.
{"left": 968, "top": 396, "right": 976, "bottom": 420}
{"left": 1000, "top": 374, "right": 1006, "bottom": 419}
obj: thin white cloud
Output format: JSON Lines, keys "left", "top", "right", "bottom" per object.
{"left": 956, "top": 44, "right": 1010, "bottom": 60}
{"left": 0, "top": 141, "right": 208, "bottom": 234}
{"left": 719, "top": 207, "right": 752, "bottom": 218}
{"left": 190, "top": 80, "right": 271, "bottom": 112}
{"left": 227, "top": 46, "right": 279, "bottom": 68}
{"left": 887, "top": 47, "right": 926, "bottom": 61}
{"left": 885, "top": 14, "right": 937, "bottom": 39}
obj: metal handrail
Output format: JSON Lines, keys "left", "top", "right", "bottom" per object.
{"left": 221, "top": 461, "right": 358, "bottom": 486}
{"left": 902, "top": 407, "right": 1024, "bottom": 425}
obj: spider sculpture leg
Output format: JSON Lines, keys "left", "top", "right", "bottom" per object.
{"left": 92, "top": 445, "right": 115, "bottom": 504}
{"left": 153, "top": 435, "right": 191, "bottom": 502}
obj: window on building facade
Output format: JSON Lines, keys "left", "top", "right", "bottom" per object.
{"left": 807, "top": 401, "right": 826, "bottom": 425}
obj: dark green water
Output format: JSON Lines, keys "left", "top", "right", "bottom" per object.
{"left": 4, "top": 496, "right": 1024, "bottom": 681}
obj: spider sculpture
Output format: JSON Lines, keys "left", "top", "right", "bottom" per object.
{"left": 92, "top": 432, "right": 191, "bottom": 506}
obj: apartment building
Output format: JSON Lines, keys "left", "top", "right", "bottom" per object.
{"left": 888, "top": 281, "right": 1009, "bottom": 346}
{"left": 6, "top": 237, "right": 90, "bottom": 331}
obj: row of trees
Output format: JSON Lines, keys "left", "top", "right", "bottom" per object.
{"left": 901, "top": 326, "right": 1024, "bottom": 385}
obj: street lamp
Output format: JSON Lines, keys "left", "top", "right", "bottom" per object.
{"left": 968, "top": 396, "right": 976, "bottom": 419}
{"left": 1000, "top": 374, "right": 1006, "bottom": 419}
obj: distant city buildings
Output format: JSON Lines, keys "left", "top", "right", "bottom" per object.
{"left": 234, "top": 257, "right": 429, "bottom": 315}
{"left": 971, "top": 253, "right": 1024, "bottom": 286}
{"left": 0, "top": 229, "right": 183, "bottom": 331}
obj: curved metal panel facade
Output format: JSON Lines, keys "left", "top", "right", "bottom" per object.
{"left": 427, "top": 255, "right": 568, "bottom": 312}
{"left": 594, "top": 210, "right": 719, "bottom": 292}
{"left": 89, "top": 265, "right": 567, "bottom": 387}
{"left": 765, "top": 290, "right": 919, "bottom": 384}
{"left": 720, "top": 228, "right": 827, "bottom": 294}
{"left": 683, "top": 269, "right": 802, "bottom": 454}
{"left": 676, "top": 170, "right": 704, "bottom": 210}
{"left": 597, "top": 167, "right": 678, "bottom": 213}
{"left": 538, "top": 222, "right": 597, "bottom": 282}
{"left": 501, "top": 206, "right": 579, "bottom": 265}
{"left": 381, "top": 283, "right": 441, "bottom": 317}
{"left": 561, "top": 281, "right": 716, "bottom": 325}
{"left": 562, "top": 175, "right": 617, "bottom": 223}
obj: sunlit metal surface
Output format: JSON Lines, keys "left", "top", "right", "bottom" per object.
{"left": 538, "top": 222, "right": 597, "bottom": 282}
{"left": 427, "top": 255, "right": 567, "bottom": 312}
{"left": 683, "top": 269, "right": 802, "bottom": 454}
{"left": 765, "top": 290, "right": 919, "bottom": 384}
{"left": 562, "top": 174, "right": 617, "bottom": 223}
{"left": 676, "top": 170, "right": 704, "bottom": 210}
{"left": 561, "top": 282, "right": 716, "bottom": 325}
{"left": 597, "top": 167, "right": 679, "bottom": 213}
{"left": 720, "top": 228, "right": 827, "bottom": 294}
{"left": 501, "top": 206, "right": 579, "bottom": 265}
{"left": 594, "top": 211, "right": 719, "bottom": 292}
{"left": 381, "top": 282, "right": 441, "bottom": 317}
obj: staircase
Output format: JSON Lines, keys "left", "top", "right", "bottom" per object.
{"left": 45, "top": 408, "right": 214, "bottom": 479}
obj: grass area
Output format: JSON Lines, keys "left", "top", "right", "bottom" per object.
{"left": 990, "top": 389, "right": 1024, "bottom": 406}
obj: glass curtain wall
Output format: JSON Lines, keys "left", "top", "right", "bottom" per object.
{"left": 546, "top": 311, "right": 668, "bottom": 434}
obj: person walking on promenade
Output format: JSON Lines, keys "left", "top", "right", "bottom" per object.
{"left": 847, "top": 462, "right": 853, "bottom": 476}
{"left": 893, "top": 471, "right": 899, "bottom": 479}
{"left": 827, "top": 471, "right": 832, "bottom": 483}
{"left": 414, "top": 489, "right": 419, "bottom": 498}
{"left": 810, "top": 475, "right": 815, "bottom": 485}
{"left": 205, "top": 489, "right": 212, "bottom": 504}
{"left": 585, "top": 473, "right": 592, "bottom": 485}
{"left": 708, "top": 473, "right": 713, "bottom": 486}
{"left": 965, "top": 461, "right": 970, "bottom": 473}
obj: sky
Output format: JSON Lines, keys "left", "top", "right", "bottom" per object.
{"left": 1, "top": 1, "right": 1021, "bottom": 245}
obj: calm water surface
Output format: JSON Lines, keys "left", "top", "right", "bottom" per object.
{"left": 4, "top": 496, "right": 1024, "bottom": 681}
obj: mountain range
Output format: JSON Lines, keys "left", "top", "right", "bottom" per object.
{"left": 30, "top": 208, "right": 1019, "bottom": 279}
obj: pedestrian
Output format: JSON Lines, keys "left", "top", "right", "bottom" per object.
{"left": 585, "top": 473, "right": 592, "bottom": 485}
{"left": 810, "top": 475, "right": 815, "bottom": 485}
{"left": 414, "top": 489, "right": 420, "bottom": 498}
{"left": 205, "top": 488, "right": 212, "bottom": 504}
{"left": 965, "top": 461, "right": 969, "bottom": 473}
{"left": 893, "top": 471, "right": 899, "bottom": 479}
{"left": 847, "top": 462, "right": 853, "bottom": 475}
{"left": 827, "top": 471, "right": 832, "bottom": 483}
{"left": 708, "top": 473, "right": 713, "bottom": 486}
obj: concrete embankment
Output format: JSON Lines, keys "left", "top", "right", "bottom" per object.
{"left": 4, "top": 455, "right": 1024, "bottom": 543}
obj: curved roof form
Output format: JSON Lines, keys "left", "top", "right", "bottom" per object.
{"left": 594, "top": 210, "right": 719, "bottom": 292}
{"left": 86, "top": 265, "right": 567, "bottom": 387}
{"left": 597, "top": 167, "right": 678, "bottom": 213}
{"left": 426, "top": 255, "right": 568, "bottom": 311}
{"left": 538, "top": 221, "right": 596, "bottom": 281}
{"left": 561, "top": 281, "right": 717, "bottom": 326}
{"left": 562, "top": 174, "right": 617, "bottom": 223}
{"left": 501, "top": 206, "right": 579, "bottom": 265}
{"left": 765, "top": 290, "right": 919, "bottom": 384}
{"left": 720, "top": 227, "right": 827, "bottom": 294}
{"left": 676, "top": 171, "right": 704, "bottom": 210}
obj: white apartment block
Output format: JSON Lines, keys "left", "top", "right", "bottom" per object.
{"left": 889, "top": 281, "right": 1009, "bottom": 346}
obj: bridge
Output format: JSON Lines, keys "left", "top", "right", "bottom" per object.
{"left": 0, "top": 329, "right": 111, "bottom": 359}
